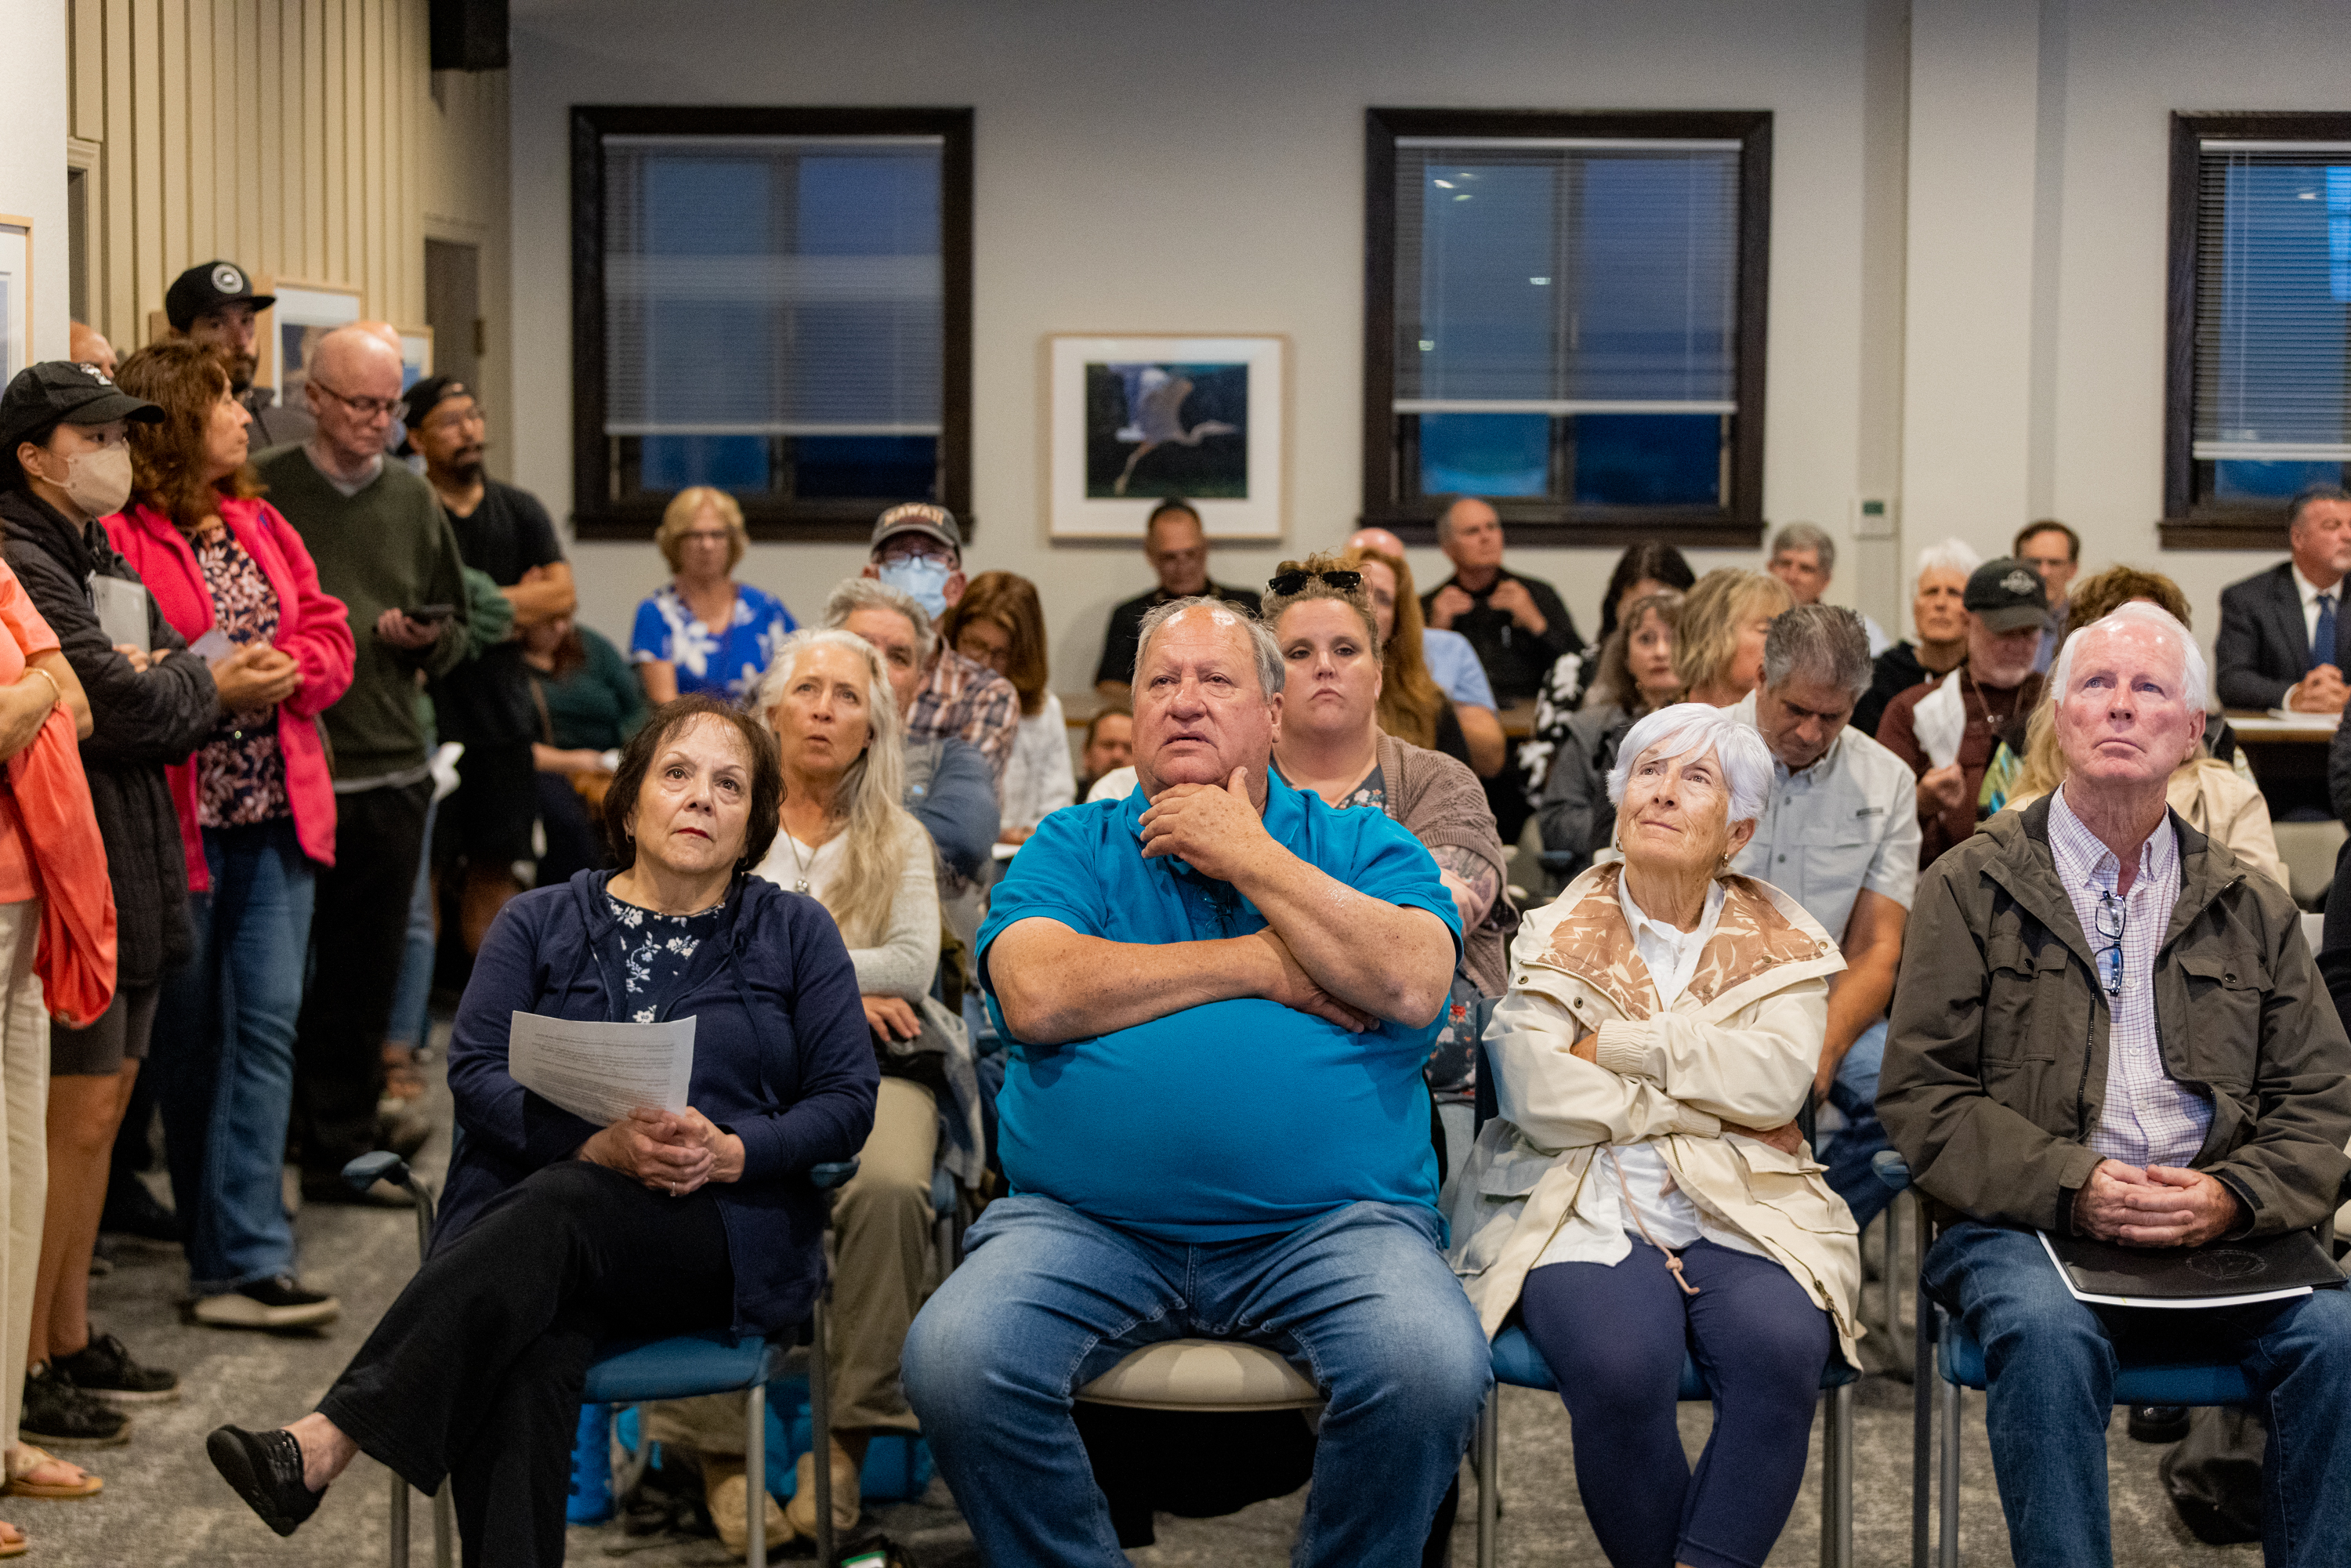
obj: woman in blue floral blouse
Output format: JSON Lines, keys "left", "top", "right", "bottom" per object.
{"left": 631, "top": 487, "right": 795, "bottom": 703}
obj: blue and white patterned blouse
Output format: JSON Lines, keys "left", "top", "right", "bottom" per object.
{"left": 604, "top": 893, "right": 727, "bottom": 1022}
{"left": 630, "top": 580, "right": 797, "bottom": 702}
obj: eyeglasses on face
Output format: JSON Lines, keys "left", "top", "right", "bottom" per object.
{"left": 1268, "top": 569, "right": 1363, "bottom": 597}
{"left": 310, "top": 381, "right": 401, "bottom": 420}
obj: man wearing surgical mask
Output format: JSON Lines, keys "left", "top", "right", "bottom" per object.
{"left": 860, "top": 504, "right": 1020, "bottom": 788}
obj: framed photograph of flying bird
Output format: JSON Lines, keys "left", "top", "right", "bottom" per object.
{"left": 1046, "top": 333, "right": 1286, "bottom": 541}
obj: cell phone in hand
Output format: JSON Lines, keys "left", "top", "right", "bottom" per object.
{"left": 402, "top": 604, "right": 457, "bottom": 625}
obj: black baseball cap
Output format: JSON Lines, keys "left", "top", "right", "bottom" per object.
{"left": 870, "top": 502, "right": 962, "bottom": 556}
{"left": 402, "top": 374, "right": 471, "bottom": 429}
{"left": 1963, "top": 556, "right": 2051, "bottom": 634}
{"left": 0, "top": 360, "right": 161, "bottom": 463}
{"left": 164, "top": 260, "right": 276, "bottom": 332}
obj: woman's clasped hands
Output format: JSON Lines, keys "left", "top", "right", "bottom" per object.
{"left": 578, "top": 1106, "right": 745, "bottom": 1196}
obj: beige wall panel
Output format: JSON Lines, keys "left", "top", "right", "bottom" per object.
{"left": 129, "top": 0, "right": 165, "bottom": 336}
{"left": 101, "top": 0, "right": 136, "bottom": 340}
{"left": 187, "top": 0, "right": 214, "bottom": 263}
{"left": 324, "top": 0, "right": 347, "bottom": 283}
{"left": 259, "top": 0, "right": 283, "bottom": 266}
{"left": 158, "top": 0, "right": 187, "bottom": 281}
{"left": 72, "top": 0, "right": 106, "bottom": 143}
{"left": 303, "top": 0, "right": 324, "bottom": 279}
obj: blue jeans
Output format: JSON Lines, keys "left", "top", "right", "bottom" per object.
{"left": 1924, "top": 1219, "right": 2351, "bottom": 1568}
{"left": 1820, "top": 1019, "right": 1893, "bottom": 1232}
{"left": 902, "top": 1193, "right": 1491, "bottom": 1567}
{"left": 156, "top": 820, "right": 317, "bottom": 1293}
{"left": 385, "top": 794, "right": 440, "bottom": 1052}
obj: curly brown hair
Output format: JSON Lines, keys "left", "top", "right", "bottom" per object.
{"left": 114, "top": 340, "right": 263, "bottom": 531}
{"left": 2059, "top": 566, "right": 2191, "bottom": 639}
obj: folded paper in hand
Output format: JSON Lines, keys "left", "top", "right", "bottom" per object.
{"left": 508, "top": 1011, "right": 695, "bottom": 1127}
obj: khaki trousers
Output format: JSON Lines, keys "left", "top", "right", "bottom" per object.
{"left": 0, "top": 904, "right": 49, "bottom": 1438}
{"left": 644, "top": 1075, "right": 939, "bottom": 1457}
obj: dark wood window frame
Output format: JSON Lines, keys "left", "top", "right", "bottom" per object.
{"left": 2161, "top": 110, "right": 2351, "bottom": 550}
{"left": 569, "top": 104, "right": 974, "bottom": 542}
{"left": 1361, "top": 107, "right": 1772, "bottom": 548}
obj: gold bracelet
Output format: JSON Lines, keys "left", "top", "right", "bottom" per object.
{"left": 23, "top": 668, "right": 59, "bottom": 711}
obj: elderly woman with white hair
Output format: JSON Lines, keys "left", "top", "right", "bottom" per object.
{"left": 1449, "top": 702, "right": 1861, "bottom": 1568}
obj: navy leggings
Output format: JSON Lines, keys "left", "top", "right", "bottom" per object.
{"left": 1520, "top": 1239, "right": 1834, "bottom": 1568}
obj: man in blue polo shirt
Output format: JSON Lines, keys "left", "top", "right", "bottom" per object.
{"left": 902, "top": 597, "right": 1489, "bottom": 1567}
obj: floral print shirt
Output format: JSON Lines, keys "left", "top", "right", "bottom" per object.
{"left": 605, "top": 893, "right": 726, "bottom": 1022}
{"left": 193, "top": 530, "right": 291, "bottom": 828}
{"left": 629, "top": 580, "right": 795, "bottom": 702}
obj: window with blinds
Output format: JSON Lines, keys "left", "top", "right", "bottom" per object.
{"left": 571, "top": 108, "right": 972, "bottom": 538}
{"left": 1364, "top": 110, "right": 1770, "bottom": 542}
{"left": 2166, "top": 114, "right": 2351, "bottom": 538}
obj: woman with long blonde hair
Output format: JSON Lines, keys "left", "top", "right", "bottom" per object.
{"left": 1348, "top": 545, "right": 1476, "bottom": 768}
{"left": 1675, "top": 569, "right": 1794, "bottom": 707}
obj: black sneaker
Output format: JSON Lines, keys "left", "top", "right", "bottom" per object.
{"left": 207, "top": 1425, "right": 324, "bottom": 1537}
{"left": 2128, "top": 1403, "right": 2192, "bottom": 1443}
{"left": 19, "top": 1364, "right": 129, "bottom": 1447}
{"left": 98, "top": 1173, "right": 182, "bottom": 1242}
{"left": 51, "top": 1333, "right": 179, "bottom": 1404}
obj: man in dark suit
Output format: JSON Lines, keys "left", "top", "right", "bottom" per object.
{"left": 2215, "top": 485, "right": 2351, "bottom": 712}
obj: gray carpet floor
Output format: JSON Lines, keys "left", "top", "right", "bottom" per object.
{"left": 24, "top": 1033, "right": 2257, "bottom": 1566}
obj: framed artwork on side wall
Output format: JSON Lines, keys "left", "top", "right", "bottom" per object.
{"left": 0, "top": 219, "right": 30, "bottom": 384}
{"left": 397, "top": 327, "right": 433, "bottom": 391}
{"left": 258, "top": 279, "right": 364, "bottom": 404}
{"left": 1047, "top": 334, "right": 1286, "bottom": 541}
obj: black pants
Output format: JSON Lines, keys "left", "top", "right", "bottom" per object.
{"left": 321, "top": 1161, "right": 734, "bottom": 1568}
{"left": 534, "top": 771, "right": 609, "bottom": 889}
{"left": 292, "top": 779, "right": 429, "bottom": 1178}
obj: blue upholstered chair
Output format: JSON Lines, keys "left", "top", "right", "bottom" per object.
{"left": 1878, "top": 1149, "right": 2267, "bottom": 1568}
{"left": 342, "top": 1150, "right": 861, "bottom": 1568}
{"left": 1467, "top": 1024, "right": 1871, "bottom": 1568}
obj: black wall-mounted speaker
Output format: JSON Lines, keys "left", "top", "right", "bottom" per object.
{"left": 429, "top": 0, "right": 509, "bottom": 71}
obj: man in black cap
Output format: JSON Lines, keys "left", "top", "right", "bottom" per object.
{"left": 404, "top": 375, "right": 573, "bottom": 947}
{"left": 857, "top": 502, "right": 1020, "bottom": 787}
{"left": 164, "top": 259, "right": 313, "bottom": 448}
{"left": 1875, "top": 556, "right": 2049, "bottom": 870}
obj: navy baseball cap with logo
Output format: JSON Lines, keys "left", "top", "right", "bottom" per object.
{"left": 1963, "top": 556, "right": 2051, "bottom": 634}
{"left": 870, "top": 502, "right": 962, "bottom": 556}
{"left": 164, "top": 260, "right": 277, "bottom": 333}
{"left": 0, "top": 361, "right": 162, "bottom": 483}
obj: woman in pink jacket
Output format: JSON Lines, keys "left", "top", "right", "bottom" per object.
{"left": 110, "top": 342, "right": 354, "bottom": 1332}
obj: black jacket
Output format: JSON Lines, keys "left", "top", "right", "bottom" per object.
{"left": 2215, "top": 560, "right": 2350, "bottom": 712}
{"left": 0, "top": 489, "right": 218, "bottom": 987}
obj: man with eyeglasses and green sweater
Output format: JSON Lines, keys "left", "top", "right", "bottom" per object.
{"left": 252, "top": 324, "right": 467, "bottom": 1205}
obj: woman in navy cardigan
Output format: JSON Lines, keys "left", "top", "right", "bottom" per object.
{"left": 205, "top": 695, "right": 878, "bottom": 1566}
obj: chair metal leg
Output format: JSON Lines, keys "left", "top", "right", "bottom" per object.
{"left": 388, "top": 1470, "right": 408, "bottom": 1567}
{"left": 612, "top": 1400, "right": 655, "bottom": 1498}
{"left": 433, "top": 1480, "right": 454, "bottom": 1568}
{"left": 747, "top": 1379, "right": 766, "bottom": 1566}
{"left": 1474, "top": 1391, "right": 1499, "bottom": 1568}
{"left": 812, "top": 1291, "right": 835, "bottom": 1567}
{"left": 1937, "top": 1370, "right": 1962, "bottom": 1568}
{"left": 1820, "top": 1381, "right": 1853, "bottom": 1568}
{"left": 1912, "top": 1291, "right": 1935, "bottom": 1568}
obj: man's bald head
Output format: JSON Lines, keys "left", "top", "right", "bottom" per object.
{"left": 306, "top": 326, "right": 404, "bottom": 470}
{"left": 351, "top": 320, "right": 404, "bottom": 353}
{"left": 67, "top": 322, "right": 116, "bottom": 378}
{"left": 1346, "top": 527, "right": 1407, "bottom": 559}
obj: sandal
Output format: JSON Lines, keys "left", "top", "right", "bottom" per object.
{"left": 0, "top": 1520, "right": 24, "bottom": 1558}
{"left": 381, "top": 1045, "right": 426, "bottom": 1102}
{"left": 5, "top": 1443, "right": 101, "bottom": 1498}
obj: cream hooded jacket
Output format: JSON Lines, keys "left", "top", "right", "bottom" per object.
{"left": 1446, "top": 863, "right": 1864, "bottom": 1363}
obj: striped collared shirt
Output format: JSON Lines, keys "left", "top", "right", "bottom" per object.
{"left": 2046, "top": 786, "right": 2210, "bottom": 1169}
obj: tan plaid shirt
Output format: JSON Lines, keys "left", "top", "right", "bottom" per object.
{"left": 908, "top": 646, "right": 1020, "bottom": 791}
{"left": 2047, "top": 786, "right": 2210, "bottom": 1169}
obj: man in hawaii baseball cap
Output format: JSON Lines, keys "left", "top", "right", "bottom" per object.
{"left": 0, "top": 360, "right": 161, "bottom": 493}
{"left": 164, "top": 259, "right": 313, "bottom": 448}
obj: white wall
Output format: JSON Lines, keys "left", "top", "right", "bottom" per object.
{"left": 1, "top": 0, "right": 74, "bottom": 364}
{"left": 503, "top": 0, "right": 2351, "bottom": 688}
{"left": 505, "top": 0, "right": 1874, "bottom": 687}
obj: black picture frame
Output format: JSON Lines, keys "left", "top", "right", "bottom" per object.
{"left": 2161, "top": 110, "right": 2351, "bottom": 550}
{"left": 569, "top": 103, "right": 975, "bottom": 542}
{"left": 1360, "top": 107, "right": 1773, "bottom": 548}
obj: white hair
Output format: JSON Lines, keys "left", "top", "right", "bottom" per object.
{"left": 1605, "top": 702, "right": 1773, "bottom": 827}
{"left": 1913, "top": 537, "right": 1982, "bottom": 586}
{"left": 2050, "top": 601, "right": 2210, "bottom": 713}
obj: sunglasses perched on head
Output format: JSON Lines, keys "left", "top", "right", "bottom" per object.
{"left": 1267, "top": 569, "right": 1363, "bottom": 597}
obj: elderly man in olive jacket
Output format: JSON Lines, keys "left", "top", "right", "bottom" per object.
{"left": 1880, "top": 602, "right": 2351, "bottom": 1568}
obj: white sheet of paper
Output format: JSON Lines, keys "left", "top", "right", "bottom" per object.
{"left": 187, "top": 628, "right": 234, "bottom": 661}
{"left": 92, "top": 575, "right": 149, "bottom": 653}
{"left": 507, "top": 1011, "right": 695, "bottom": 1126}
